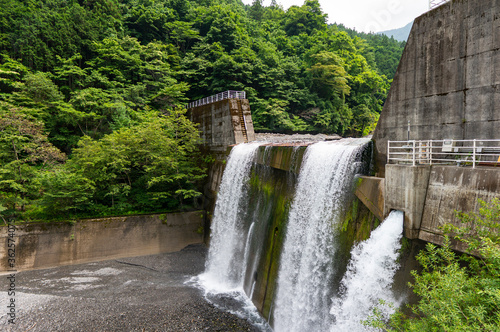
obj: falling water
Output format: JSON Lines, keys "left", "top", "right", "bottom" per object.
{"left": 198, "top": 143, "right": 261, "bottom": 291}
{"left": 330, "top": 210, "right": 404, "bottom": 331}
{"left": 242, "top": 222, "right": 256, "bottom": 277}
{"left": 273, "top": 139, "right": 369, "bottom": 332}
{"left": 194, "top": 139, "right": 404, "bottom": 332}
{"left": 193, "top": 142, "right": 271, "bottom": 331}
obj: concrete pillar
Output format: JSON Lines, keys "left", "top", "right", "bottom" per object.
{"left": 354, "top": 176, "right": 385, "bottom": 222}
{"left": 384, "top": 164, "right": 431, "bottom": 239}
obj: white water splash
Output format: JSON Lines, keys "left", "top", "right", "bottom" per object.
{"left": 273, "top": 139, "right": 368, "bottom": 332}
{"left": 198, "top": 143, "right": 261, "bottom": 292}
{"left": 191, "top": 138, "right": 402, "bottom": 332}
{"left": 191, "top": 142, "right": 272, "bottom": 331}
{"left": 243, "top": 222, "right": 256, "bottom": 273}
{"left": 330, "top": 210, "right": 404, "bottom": 331}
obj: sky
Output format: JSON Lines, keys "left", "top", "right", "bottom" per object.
{"left": 241, "top": 0, "right": 430, "bottom": 33}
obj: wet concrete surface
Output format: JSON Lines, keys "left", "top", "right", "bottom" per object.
{"left": 0, "top": 244, "right": 259, "bottom": 331}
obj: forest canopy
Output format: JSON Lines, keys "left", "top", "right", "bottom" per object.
{"left": 0, "top": 0, "right": 405, "bottom": 220}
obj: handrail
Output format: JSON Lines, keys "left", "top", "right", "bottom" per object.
{"left": 387, "top": 139, "right": 500, "bottom": 168}
{"left": 187, "top": 90, "right": 246, "bottom": 109}
{"left": 429, "top": 0, "right": 449, "bottom": 9}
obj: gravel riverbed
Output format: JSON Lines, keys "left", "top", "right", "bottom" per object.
{"left": 0, "top": 244, "right": 260, "bottom": 331}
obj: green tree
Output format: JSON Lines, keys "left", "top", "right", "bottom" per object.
{"left": 0, "top": 0, "right": 122, "bottom": 71}
{"left": 0, "top": 104, "right": 66, "bottom": 213}
{"left": 164, "top": 21, "right": 200, "bottom": 53}
{"left": 0, "top": 56, "right": 85, "bottom": 153}
{"left": 23, "top": 72, "right": 64, "bottom": 104}
{"left": 307, "top": 51, "right": 350, "bottom": 100}
{"left": 351, "top": 104, "right": 379, "bottom": 136}
{"left": 33, "top": 167, "right": 95, "bottom": 218}
{"left": 124, "top": 0, "right": 175, "bottom": 44}
{"left": 53, "top": 53, "right": 87, "bottom": 96}
{"left": 68, "top": 108, "right": 205, "bottom": 213}
{"left": 283, "top": 0, "right": 327, "bottom": 36}
{"left": 249, "top": 0, "right": 264, "bottom": 21}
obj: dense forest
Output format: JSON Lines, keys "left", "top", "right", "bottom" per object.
{"left": 0, "top": 0, "right": 405, "bottom": 220}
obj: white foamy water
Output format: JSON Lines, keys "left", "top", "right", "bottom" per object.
{"left": 273, "top": 139, "right": 369, "bottom": 332}
{"left": 191, "top": 138, "right": 403, "bottom": 332}
{"left": 198, "top": 143, "right": 261, "bottom": 292}
{"left": 330, "top": 210, "right": 404, "bottom": 331}
{"left": 190, "top": 143, "right": 272, "bottom": 331}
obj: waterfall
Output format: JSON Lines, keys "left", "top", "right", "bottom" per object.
{"left": 199, "top": 143, "right": 261, "bottom": 291}
{"left": 330, "top": 210, "right": 404, "bottom": 331}
{"left": 194, "top": 142, "right": 271, "bottom": 331}
{"left": 273, "top": 139, "right": 368, "bottom": 332}
{"left": 194, "top": 139, "right": 404, "bottom": 332}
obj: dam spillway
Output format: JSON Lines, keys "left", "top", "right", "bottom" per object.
{"left": 330, "top": 210, "right": 404, "bottom": 331}
{"left": 194, "top": 139, "right": 405, "bottom": 331}
{"left": 273, "top": 140, "right": 368, "bottom": 332}
{"left": 183, "top": 0, "right": 500, "bottom": 328}
{"left": 199, "top": 143, "right": 261, "bottom": 291}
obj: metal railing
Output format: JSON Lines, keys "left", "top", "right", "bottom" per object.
{"left": 429, "top": 0, "right": 449, "bottom": 9}
{"left": 187, "top": 90, "right": 246, "bottom": 109}
{"left": 388, "top": 139, "right": 500, "bottom": 168}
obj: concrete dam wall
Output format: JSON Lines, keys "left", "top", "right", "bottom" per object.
{"left": 189, "top": 98, "right": 255, "bottom": 156}
{"left": 365, "top": 0, "right": 500, "bottom": 246}
{"left": 384, "top": 164, "right": 500, "bottom": 242}
{"left": 198, "top": 141, "right": 422, "bottom": 330}
{"left": 373, "top": 0, "right": 500, "bottom": 176}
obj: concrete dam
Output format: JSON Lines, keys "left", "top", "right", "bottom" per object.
{"left": 191, "top": 141, "right": 404, "bottom": 331}
{"left": 373, "top": 0, "right": 500, "bottom": 244}
{"left": 187, "top": 0, "right": 500, "bottom": 329}
{"left": 188, "top": 93, "right": 405, "bottom": 328}
{"left": 2, "top": 0, "right": 497, "bottom": 330}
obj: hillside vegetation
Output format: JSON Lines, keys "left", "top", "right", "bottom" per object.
{"left": 0, "top": 0, "right": 404, "bottom": 220}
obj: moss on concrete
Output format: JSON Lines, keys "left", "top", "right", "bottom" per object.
{"left": 245, "top": 145, "right": 379, "bottom": 321}
{"left": 255, "top": 145, "right": 307, "bottom": 173}
{"left": 338, "top": 197, "right": 380, "bottom": 256}
{"left": 245, "top": 164, "right": 296, "bottom": 320}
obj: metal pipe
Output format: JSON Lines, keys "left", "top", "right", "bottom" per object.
{"left": 473, "top": 139, "right": 476, "bottom": 168}
{"left": 412, "top": 140, "right": 416, "bottom": 166}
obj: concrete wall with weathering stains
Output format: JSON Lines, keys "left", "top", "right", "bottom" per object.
{"left": 373, "top": 0, "right": 500, "bottom": 177}
{"left": 189, "top": 98, "right": 255, "bottom": 157}
{"left": 0, "top": 212, "right": 203, "bottom": 273}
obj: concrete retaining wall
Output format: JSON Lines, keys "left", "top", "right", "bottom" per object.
{"left": 373, "top": 0, "right": 500, "bottom": 176}
{"left": 385, "top": 165, "right": 432, "bottom": 239}
{"left": 0, "top": 212, "right": 203, "bottom": 272}
{"left": 420, "top": 166, "right": 500, "bottom": 245}
{"left": 382, "top": 164, "right": 500, "bottom": 249}
{"left": 189, "top": 98, "right": 255, "bottom": 156}
{"left": 354, "top": 176, "right": 385, "bottom": 222}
